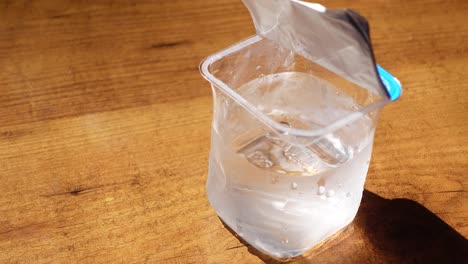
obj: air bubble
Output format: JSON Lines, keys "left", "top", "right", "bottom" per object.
{"left": 281, "top": 238, "right": 289, "bottom": 244}
{"left": 317, "top": 185, "right": 325, "bottom": 195}
{"left": 291, "top": 182, "right": 298, "bottom": 190}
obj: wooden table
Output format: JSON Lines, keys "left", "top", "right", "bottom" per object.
{"left": 1, "top": 0, "right": 467, "bottom": 263}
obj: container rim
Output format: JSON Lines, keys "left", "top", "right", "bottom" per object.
{"left": 199, "top": 35, "right": 391, "bottom": 138}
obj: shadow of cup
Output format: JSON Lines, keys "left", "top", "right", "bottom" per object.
{"left": 220, "top": 190, "right": 467, "bottom": 263}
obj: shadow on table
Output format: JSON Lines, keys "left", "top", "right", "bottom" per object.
{"left": 220, "top": 190, "right": 468, "bottom": 263}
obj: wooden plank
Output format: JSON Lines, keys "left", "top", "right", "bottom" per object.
{"left": 0, "top": 0, "right": 467, "bottom": 263}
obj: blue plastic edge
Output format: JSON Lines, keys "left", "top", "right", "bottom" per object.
{"left": 376, "top": 65, "right": 402, "bottom": 101}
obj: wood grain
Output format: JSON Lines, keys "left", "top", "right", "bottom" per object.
{"left": 0, "top": 0, "right": 467, "bottom": 263}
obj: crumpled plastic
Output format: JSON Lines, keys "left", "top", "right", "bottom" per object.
{"left": 242, "top": 0, "right": 388, "bottom": 98}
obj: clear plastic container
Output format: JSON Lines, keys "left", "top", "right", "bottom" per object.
{"left": 200, "top": 35, "right": 399, "bottom": 259}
